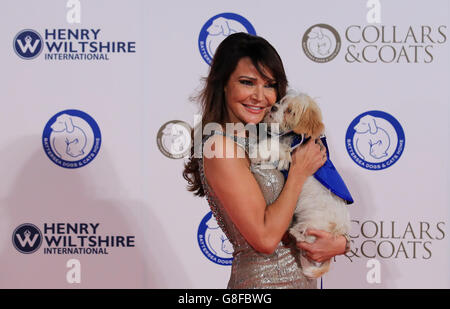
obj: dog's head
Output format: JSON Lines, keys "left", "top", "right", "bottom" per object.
{"left": 354, "top": 115, "right": 378, "bottom": 134}
{"left": 264, "top": 92, "right": 324, "bottom": 138}
{"left": 51, "top": 114, "right": 75, "bottom": 133}
{"left": 207, "top": 17, "right": 231, "bottom": 36}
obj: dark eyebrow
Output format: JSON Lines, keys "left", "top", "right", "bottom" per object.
{"left": 238, "top": 75, "right": 257, "bottom": 80}
{"left": 239, "top": 75, "right": 276, "bottom": 83}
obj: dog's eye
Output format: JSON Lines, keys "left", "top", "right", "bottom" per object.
{"left": 285, "top": 107, "right": 292, "bottom": 114}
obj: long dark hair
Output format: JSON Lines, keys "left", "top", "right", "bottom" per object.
{"left": 183, "top": 32, "right": 288, "bottom": 197}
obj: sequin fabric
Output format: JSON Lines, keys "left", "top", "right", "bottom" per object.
{"left": 199, "top": 130, "right": 317, "bottom": 289}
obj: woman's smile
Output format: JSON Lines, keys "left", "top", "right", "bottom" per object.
{"left": 242, "top": 103, "right": 266, "bottom": 114}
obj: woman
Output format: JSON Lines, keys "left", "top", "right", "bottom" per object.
{"left": 183, "top": 33, "right": 349, "bottom": 288}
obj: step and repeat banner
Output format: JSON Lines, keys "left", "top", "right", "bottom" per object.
{"left": 0, "top": 0, "right": 449, "bottom": 288}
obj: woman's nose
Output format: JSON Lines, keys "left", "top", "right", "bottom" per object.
{"left": 252, "top": 86, "right": 264, "bottom": 101}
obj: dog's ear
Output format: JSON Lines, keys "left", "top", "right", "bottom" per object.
{"left": 292, "top": 98, "right": 324, "bottom": 138}
{"left": 368, "top": 117, "right": 378, "bottom": 134}
{"left": 63, "top": 114, "right": 75, "bottom": 133}
{"left": 216, "top": 17, "right": 230, "bottom": 36}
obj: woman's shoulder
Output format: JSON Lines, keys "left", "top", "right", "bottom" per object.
{"left": 202, "top": 131, "right": 249, "bottom": 161}
{"left": 203, "top": 134, "right": 248, "bottom": 164}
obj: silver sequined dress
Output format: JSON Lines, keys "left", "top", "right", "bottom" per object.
{"left": 199, "top": 130, "right": 317, "bottom": 289}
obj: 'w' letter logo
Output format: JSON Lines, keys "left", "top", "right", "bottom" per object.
{"left": 12, "top": 224, "right": 42, "bottom": 254}
{"left": 16, "top": 229, "right": 39, "bottom": 247}
{"left": 17, "top": 35, "right": 41, "bottom": 53}
{"left": 13, "top": 30, "right": 43, "bottom": 60}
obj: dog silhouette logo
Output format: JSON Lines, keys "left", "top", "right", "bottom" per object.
{"left": 13, "top": 29, "right": 44, "bottom": 60}
{"left": 157, "top": 120, "right": 192, "bottom": 159}
{"left": 346, "top": 111, "right": 405, "bottom": 170}
{"left": 302, "top": 24, "right": 341, "bottom": 63}
{"left": 197, "top": 211, "right": 233, "bottom": 266}
{"left": 42, "top": 110, "right": 102, "bottom": 168}
{"left": 50, "top": 114, "right": 88, "bottom": 159}
{"left": 198, "top": 13, "right": 256, "bottom": 65}
{"left": 12, "top": 223, "right": 43, "bottom": 254}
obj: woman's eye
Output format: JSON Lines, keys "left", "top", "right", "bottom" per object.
{"left": 265, "top": 83, "right": 277, "bottom": 89}
{"left": 239, "top": 80, "right": 254, "bottom": 86}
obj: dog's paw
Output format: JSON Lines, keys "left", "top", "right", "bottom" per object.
{"left": 301, "top": 256, "right": 331, "bottom": 279}
{"left": 280, "top": 146, "right": 291, "bottom": 160}
{"left": 305, "top": 234, "right": 316, "bottom": 244}
{"left": 289, "top": 227, "right": 306, "bottom": 242}
{"left": 277, "top": 159, "right": 290, "bottom": 170}
{"left": 277, "top": 148, "right": 291, "bottom": 170}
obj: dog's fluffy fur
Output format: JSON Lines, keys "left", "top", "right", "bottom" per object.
{"left": 254, "top": 92, "right": 351, "bottom": 279}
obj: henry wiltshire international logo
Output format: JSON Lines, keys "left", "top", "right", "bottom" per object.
{"left": 198, "top": 12, "right": 256, "bottom": 65}
{"left": 42, "top": 109, "right": 101, "bottom": 168}
{"left": 302, "top": 24, "right": 341, "bottom": 63}
{"left": 12, "top": 222, "right": 136, "bottom": 255}
{"left": 346, "top": 111, "right": 405, "bottom": 170}
{"left": 12, "top": 223, "right": 43, "bottom": 254}
{"left": 13, "top": 28, "right": 136, "bottom": 61}
{"left": 13, "top": 29, "right": 43, "bottom": 60}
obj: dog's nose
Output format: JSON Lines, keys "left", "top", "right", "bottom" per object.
{"left": 271, "top": 105, "right": 278, "bottom": 112}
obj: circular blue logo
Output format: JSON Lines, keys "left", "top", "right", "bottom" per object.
{"left": 346, "top": 111, "right": 405, "bottom": 170}
{"left": 12, "top": 223, "right": 43, "bottom": 254}
{"left": 13, "top": 29, "right": 43, "bottom": 60}
{"left": 197, "top": 211, "right": 233, "bottom": 266}
{"left": 42, "top": 109, "right": 102, "bottom": 169}
{"left": 198, "top": 13, "right": 256, "bottom": 65}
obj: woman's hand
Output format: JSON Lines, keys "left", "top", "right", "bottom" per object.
{"left": 296, "top": 229, "right": 347, "bottom": 263}
{"left": 289, "top": 138, "right": 327, "bottom": 181}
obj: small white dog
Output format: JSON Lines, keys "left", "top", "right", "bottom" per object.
{"left": 254, "top": 92, "right": 351, "bottom": 279}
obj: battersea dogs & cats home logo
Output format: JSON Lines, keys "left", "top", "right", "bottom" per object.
{"left": 156, "top": 120, "right": 192, "bottom": 159}
{"left": 198, "top": 12, "right": 256, "bottom": 65}
{"left": 346, "top": 110, "right": 405, "bottom": 171}
{"left": 302, "top": 24, "right": 341, "bottom": 63}
{"left": 197, "top": 212, "right": 233, "bottom": 266}
{"left": 42, "top": 109, "right": 101, "bottom": 168}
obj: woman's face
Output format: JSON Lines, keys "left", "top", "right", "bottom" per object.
{"left": 224, "top": 57, "right": 277, "bottom": 125}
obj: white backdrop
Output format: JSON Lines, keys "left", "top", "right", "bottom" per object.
{"left": 0, "top": 0, "right": 449, "bottom": 288}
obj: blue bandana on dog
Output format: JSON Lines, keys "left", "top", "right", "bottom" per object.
{"left": 280, "top": 133, "right": 354, "bottom": 205}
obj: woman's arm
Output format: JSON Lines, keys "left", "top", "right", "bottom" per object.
{"left": 203, "top": 135, "right": 326, "bottom": 255}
